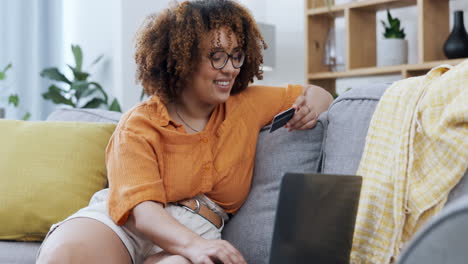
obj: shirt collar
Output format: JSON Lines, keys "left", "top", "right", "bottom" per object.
{"left": 148, "top": 96, "right": 181, "bottom": 128}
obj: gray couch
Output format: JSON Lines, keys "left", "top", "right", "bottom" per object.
{"left": 1, "top": 83, "right": 467, "bottom": 264}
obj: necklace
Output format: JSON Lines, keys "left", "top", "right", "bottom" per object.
{"left": 175, "top": 106, "right": 200, "bottom": 133}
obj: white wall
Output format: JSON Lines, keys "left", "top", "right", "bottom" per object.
{"left": 119, "top": 0, "right": 172, "bottom": 110}
{"left": 63, "top": 0, "right": 171, "bottom": 110}
{"left": 63, "top": 0, "right": 119, "bottom": 104}
{"left": 63, "top": 0, "right": 468, "bottom": 111}
{"left": 238, "top": 0, "right": 306, "bottom": 87}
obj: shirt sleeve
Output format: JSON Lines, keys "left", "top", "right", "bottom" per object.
{"left": 106, "top": 125, "right": 166, "bottom": 226}
{"left": 243, "top": 84, "right": 303, "bottom": 128}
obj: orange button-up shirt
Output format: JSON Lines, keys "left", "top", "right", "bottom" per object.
{"left": 106, "top": 84, "right": 303, "bottom": 225}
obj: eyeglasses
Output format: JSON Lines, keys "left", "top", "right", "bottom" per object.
{"left": 208, "top": 50, "right": 245, "bottom": 70}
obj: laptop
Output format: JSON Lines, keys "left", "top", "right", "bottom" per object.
{"left": 269, "top": 173, "right": 362, "bottom": 264}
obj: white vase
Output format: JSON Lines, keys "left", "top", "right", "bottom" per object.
{"left": 334, "top": 0, "right": 355, "bottom": 5}
{"left": 377, "top": 38, "right": 408, "bottom": 66}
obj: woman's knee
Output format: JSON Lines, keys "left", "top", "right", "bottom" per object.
{"left": 36, "top": 218, "right": 131, "bottom": 264}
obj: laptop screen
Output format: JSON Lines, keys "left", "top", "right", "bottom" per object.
{"left": 269, "top": 173, "right": 362, "bottom": 264}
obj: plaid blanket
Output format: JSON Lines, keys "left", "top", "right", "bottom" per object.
{"left": 351, "top": 60, "right": 468, "bottom": 263}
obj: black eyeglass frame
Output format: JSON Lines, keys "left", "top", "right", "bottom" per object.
{"left": 208, "top": 49, "right": 245, "bottom": 70}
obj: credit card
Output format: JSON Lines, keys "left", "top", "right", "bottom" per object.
{"left": 269, "top": 107, "right": 295, "bottom": 133}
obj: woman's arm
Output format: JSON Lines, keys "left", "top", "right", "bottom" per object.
{"left": 285, "top": 84, "right": 333, "bottom": 130}
{"left": 130, "top": 201, "right": 246, "bottom": 264}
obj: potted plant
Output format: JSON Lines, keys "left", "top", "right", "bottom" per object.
{"left": 377, "top": 10, "right": 408, "bottom": 66}
{"left": 0, "top": 64, "right": 31, "bottom": 120}
{"left": 41, "top": 44, "right": 121, "bottom": 112}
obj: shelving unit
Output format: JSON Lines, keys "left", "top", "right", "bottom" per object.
{"left": 305, "top": 0, "right": 465, "bottom": 94}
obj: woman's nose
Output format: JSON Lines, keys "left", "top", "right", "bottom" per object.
{"left": 221, "top": 58, "right": 237, "bottom": 74}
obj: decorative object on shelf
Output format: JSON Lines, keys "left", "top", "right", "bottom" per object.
{"left": 334, "top": 0, "right": 356, "bottom": 5}
{"left": 377, "top": 9, "right": 408, "bottom": 67}
{"left": 443, "top": 10, "right": 468, "bottom": 59}
{"left": 323, "top": 22, "right": 345, "bottom": 72}
{"left": 41, "top": 44, "right": 122, "bottom": 112}
{"left": 0, "top": 64, "right": 31, "bottom": 120}
{"left": 323, "top": 26, "right": 337, "bottom": 71}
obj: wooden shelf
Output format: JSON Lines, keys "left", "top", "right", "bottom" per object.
{"left": 306, "top": 0, "right": 416, "bottom": 16}
{"left": 304, "top": 0, "right": 457, "bottom": 94}
{"left": 308, "top": 58, "right": 467, "bottom": 79}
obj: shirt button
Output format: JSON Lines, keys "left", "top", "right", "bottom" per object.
{"left": 201, "top": 137, "right": 208, "bottom": 143}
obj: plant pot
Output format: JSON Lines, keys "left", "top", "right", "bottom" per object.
{"left": 0, "top": 107, "right": 4, "bottom": 118}
{"left": 377, "top": 38, "right": 408, "bottom": 66}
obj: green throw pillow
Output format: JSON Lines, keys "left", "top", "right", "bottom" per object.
{"left": 0, "top": 120, "right": 116, "bottom": 241}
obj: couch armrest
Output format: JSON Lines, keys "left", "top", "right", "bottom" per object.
{"left": 397, "top": 194, "right": 468, "bottom": 264}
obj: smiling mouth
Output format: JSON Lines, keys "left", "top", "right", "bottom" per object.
{"left": 213, "top": 80, "right": 232, "bottom": 92}
{"left": 214, "top": 80, "right": 230, "bottom": 86}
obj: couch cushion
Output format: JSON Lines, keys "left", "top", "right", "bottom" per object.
{"left": 0, "top": 241, "right": 41, "bottom": 264}
{"left": 222, "top": 122, "right": 325, "bottom": 264}
{"left": 321, "top": 83, "right": 389, "bottom": 175}
{"left": 0, "top": 120, "right": 116, "bottom": 241}
{"left": 47, "top": 108, "right": 121, "bottom": 123}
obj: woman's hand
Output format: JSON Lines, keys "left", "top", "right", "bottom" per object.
{"left": 285, "top": 84, "right": 333, "bottom": 131}
{"left": 185, "top": 237, "right": 247, "bottom": 264}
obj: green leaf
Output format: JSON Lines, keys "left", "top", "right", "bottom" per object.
{"left": 42, "top": 85, "right": 75, "bottom": 107}
{"left": 22, "top": 112, "right": 31, "bottom": 121}
{"left": 0, "top": 63, "right": 12, "bottom": 81}
{"left": 91, "top": 55, "right": 104, "bottom": 66}
{"left": 90, "top": 82, "right": 108, "bottom": 104}
{"left": 71, "top": 44, "right": 83, "bottom": 72}
{"left": 2, "top": 63, "right": 12, "bottom": 73}
{"left": 382, "top": 9, "right": 405, "bottom": 39}
{"left": 75, "top": 71, "right": 90, "bottom": 81}
{"left": 140, "top": 89, "right": 146, "bottom": 101}
{"left": 80, "top": 87, "right": 99, "bottom": 98}
{"left": 70, "top": 81, "right": 91, "bottom": 99}
{"left": 8, "top": 94, "right": 19, "bottom": 107}
{"left": 400, "top": 29, "right": 406, "bottom": 39}
{"left": 392, "top": 20, "right": 400, "bottom": 30}
{"left": 67, "top": 65, "right": 90, "bottom": 81}
{"left": 387, "top": 9, "right": 392, "bottom": 23}
{"left": 40, "top": 68, "right": 72, "bottom": 84}
{"left": 108, "top": 98, "right": 122, "bottom": 112}
{"left": 381, "top": 20, "right": 388, "bottom": 29}
{"left": 82, "top": 98, "right": 106, "bottom": 109}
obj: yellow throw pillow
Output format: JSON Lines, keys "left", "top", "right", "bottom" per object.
{"left": 0, "top": 120, "right": 116, "bottom": 241}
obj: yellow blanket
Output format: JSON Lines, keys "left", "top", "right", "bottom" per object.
{"left": 351, "top": 60, "right": 468, "bottom": 264}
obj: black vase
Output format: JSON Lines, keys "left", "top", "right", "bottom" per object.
{"left": 443, "top": 10, "right": 468, "bottom": 59}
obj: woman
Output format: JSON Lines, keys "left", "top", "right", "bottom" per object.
{"left": 37, "top": 1, "right": 333, "bottom": 263}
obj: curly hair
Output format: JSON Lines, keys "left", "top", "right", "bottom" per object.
{"left": 134, "top": 0, "right": 266, "bottom": 103}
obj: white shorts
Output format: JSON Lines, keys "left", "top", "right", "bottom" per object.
{"left": 37, "top": 188, "right": 227, "bottom": 264}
